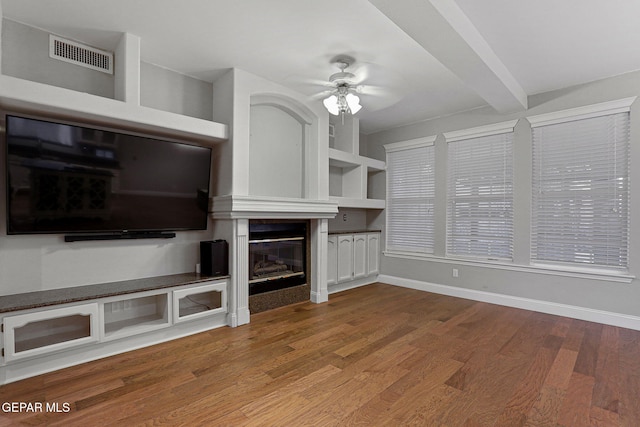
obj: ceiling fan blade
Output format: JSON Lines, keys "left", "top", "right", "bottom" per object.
{"left": 358, "top": 91, "right": 404, "bottom": 111}
{"left": 354, "top": 84, "right": 390, "bottom": 97}
{"left": 309, "top": 89, "right": 335, "bottom": 100}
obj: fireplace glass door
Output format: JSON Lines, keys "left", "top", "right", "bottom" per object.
{"left": 248, "top": 222, "right": 307, "bottom": 295}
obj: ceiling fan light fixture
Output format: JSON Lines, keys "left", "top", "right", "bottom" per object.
{"left": 323, "top": 88, "right": 362, "bottom": 117}
{"left": 323, "top": 95, "right": 340, "bottom": 115}
{"left": 346, "top": 93, "right": 362, "bottom": 114}
{"left": 321, "top": 58, "right": 364, "bottom": 119}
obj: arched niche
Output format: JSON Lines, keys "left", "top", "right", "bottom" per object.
{"left": 249, "top": 94, "right": 317, "bottom": 199}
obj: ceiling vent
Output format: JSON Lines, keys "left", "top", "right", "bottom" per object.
{"left": 49, "top": 35, "right": 113, "bottom": 74}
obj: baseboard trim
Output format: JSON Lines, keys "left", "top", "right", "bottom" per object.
{"left": 328, "top": 276, "right": 378, "bottom": 295}
{"left": 311, "top": 289, "right": 329, "bottom": 303}
{"left": 378, "top": 274, "right": 640, "bottom": 331}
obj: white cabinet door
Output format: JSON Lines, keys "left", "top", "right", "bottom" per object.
{"left": 3, "top": 303, "right": 99, "bottom": 362}
{"left": 337, "top": 234, "right": 354, "bottom": 283}
{"left": 327, "top": 235, "right": 338, "bottom": 286}
{"left": 367, "top": 233, "right": 380, "bottom": 276}
{"left": 353, "top": 233, "right": 368, "bottom": 279}
{"left": 173, "top": 281, "right": 227, "bottom": 323}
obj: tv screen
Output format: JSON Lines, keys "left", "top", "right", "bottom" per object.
{"left": 5, "top": 114, "right": 212, "bottom": 236}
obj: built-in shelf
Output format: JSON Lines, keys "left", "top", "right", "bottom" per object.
{"left": 328, "top": 148, "right": 385, "bottom": 170}
{"left": 329, "top": 197, "right": 385, "bottom": 209}
{"left": 328, "top": 116, "right": 386, "bottom": 210}
{"left": 328, "top": 148, "right": 385, "bottom": 210}
{"left": 102, "top": 293, "right": 170, "bottom": 340}
{"left": 0, "top": 276, "right": 229, "bottom": 384}
{"left": 0, "top": 74, "right": 228, "bottom": 144}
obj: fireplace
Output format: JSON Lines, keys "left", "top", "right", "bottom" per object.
{"left": 212, "top": 195, "right": 336, "bottom": 324}
{"left": 248, "top": 221, "right": 309, "bottom": 297}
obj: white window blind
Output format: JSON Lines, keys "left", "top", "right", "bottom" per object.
{"left": 385, "top": 139, "right": 435, "bottom": 254}
{"left": 446, "top": 131, "right": 514, "bottom": 259}
{"left": 531, "top": 111, "right": 630, "bottom": 271}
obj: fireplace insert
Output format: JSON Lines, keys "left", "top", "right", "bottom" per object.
{"left": 248, "top": 221, "right": 307, "bottom": 295}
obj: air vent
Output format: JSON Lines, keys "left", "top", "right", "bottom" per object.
{"left": 49, "top": 35, "right": 113, "bottom": 74}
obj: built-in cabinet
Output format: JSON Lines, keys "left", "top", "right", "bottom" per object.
{"left": 329, "top": 117, "right": 385, "bottom": 209}
{"left": 337, "top": 234, "right": 355, "bottom": 283}
{"left": 327, "top": 235, "right": 338, "bottom": 286}
{"left": 353, "top": 233, "right": 368, "bottom": 279}
{"left": 173, "top": 281, "right": 227, "bottom": 323}
{"left": 367, "top": 233, "right": 380, "bottom": 275}
{"left": 3, "top": 304, "right": 99, "bottom": 363}
{"left": 0, "top": 278, "right": 228, "bottom": 384}
{"left": 327, "top": 231, "right": 380, "bottom": 292}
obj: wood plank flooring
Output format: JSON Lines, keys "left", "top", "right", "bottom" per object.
{"left": 1, "top": 283, "right": 639, "bottom": 426}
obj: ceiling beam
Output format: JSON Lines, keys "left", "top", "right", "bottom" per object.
{"left": 369, "top": 0, "right": 527, "bottom": 113}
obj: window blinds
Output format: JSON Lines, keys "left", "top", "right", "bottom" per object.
{"left": 531, "top": 112, "right": 630, "bottom": 270}
{"left": 385, "top": 141, "right": 435, "bottom": 254}
{"left": 447, "top": 132, "right": 514, "bottom": 259}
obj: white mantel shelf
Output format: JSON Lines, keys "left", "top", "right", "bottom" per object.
{"left": 329, "top": 196, "right": 385, "bottom": 209}
{"left": 0, "top": 74, "right": 228, "bottom": 143}
{"left": 211, "top": 195, "right": 338, "bottom": 219}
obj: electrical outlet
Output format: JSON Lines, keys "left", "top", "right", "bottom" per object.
{"left": 452, "top": 268, "right": 459, "bottom": 278}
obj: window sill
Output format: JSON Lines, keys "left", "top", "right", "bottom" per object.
{"left": 382, "top": 251, "right": 635, "bottom": 284}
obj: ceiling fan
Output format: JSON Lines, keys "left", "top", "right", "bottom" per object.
{"left": 310, "top": 55, "right": 398, "bottom": 123}
{"left": 321, "top": 58, "right": 363, "bottom": 119}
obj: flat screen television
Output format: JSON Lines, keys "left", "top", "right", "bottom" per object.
{"left": 5, "top": 114, "right": 212, "bottom": 238}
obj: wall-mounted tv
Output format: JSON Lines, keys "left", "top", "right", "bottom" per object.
{"left": 5, "top": 114, "right": 212, "bottom": 238}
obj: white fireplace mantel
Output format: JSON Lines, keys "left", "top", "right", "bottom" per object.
{"left": 211, "top": 195, "right": 338, "bottom": 220}
{"left": 212, "top": 195, "right": 334, "bottom": 327}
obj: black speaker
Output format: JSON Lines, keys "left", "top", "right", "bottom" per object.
{"left": 200, "top": 240, "right": 228, "bottom": 277}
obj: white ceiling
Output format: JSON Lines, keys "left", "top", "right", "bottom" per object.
{"left": 3, "top": 0, "right": 640, "bottom": 134}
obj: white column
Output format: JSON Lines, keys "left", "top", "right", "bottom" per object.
{"left": 114, "top": 32, "right": 141, "bottom": 105}
{"left": 310, "top": 219, "right": 329, "bottom": 303}
{"left": 234, "top": 219, "right": 251, "bottom": 325}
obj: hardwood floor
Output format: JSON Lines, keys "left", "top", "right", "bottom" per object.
{"left": 1, "top": 283, "right": 639, "bottom": 426}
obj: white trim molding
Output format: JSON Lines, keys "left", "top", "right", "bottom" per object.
{"left": 528, "top": 96, "right": 637, "bottom": 128}
{"left": 379, "top": 275, "right": 640, "bottom": 331}
{"left": 211, "top": 195, "right": 338, "bottom": 219}
{"left": 384, "top": 135, "right": 437, "bottom": 152}
{"left": 328, "top": 276, "right": 378, "bottom": 295}
{"left": 0, "top": 74, "right": 228, "bottom": 142}
{"left": 443, "top": 119, "right": 518, "bottom": 142}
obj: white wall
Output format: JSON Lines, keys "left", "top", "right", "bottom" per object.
{"left": 225, "top": 68, "right": 329, "bottom": 201}
{"left": 366, "top": 70, "right": 640, "bottom": 319}
{"left": 0, "top": 232, "right": 211, "bottom": 294}
{"left": 249, "top": 104, "right": 303, "bottom": 198}
{"left": 0, "top": 20, "right": 218, "bottom": 295}
{"left": 328, "top": 208, "right": 368, "bottom": 232}
{"left": 1, "top": 19, "right": 114, "bottom": 99}
{"left": 140, "top": 61, "right": 213, "bottom": 121}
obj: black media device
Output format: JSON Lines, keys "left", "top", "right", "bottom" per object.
{"left": 4, "top": 114, "right": 212, "bottom": 239}
{"left": 200, "top": 240, "right": 228, "bottom": 277}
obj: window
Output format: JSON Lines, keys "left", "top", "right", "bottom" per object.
{"left": 530, "top": 99, "right": 632, "bottom": 271}
{"left": 445, "top": 121, "right": 516, "bottom": 260}
{"left": 384, "top": 137, "right": 436, "bottom": 254}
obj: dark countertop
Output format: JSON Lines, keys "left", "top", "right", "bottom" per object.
{"left": 0, "top": 273, "right": 229, "bottom": 314}
{"left": 328, "top": 229, "right": 381, "bottom": 235}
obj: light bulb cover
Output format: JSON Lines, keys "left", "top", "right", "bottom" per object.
{"left": 346, "top": 93, "right": 362, "bottom": 114}
{"left": 323, "top": 95, "right": 339, "bottom": 115}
